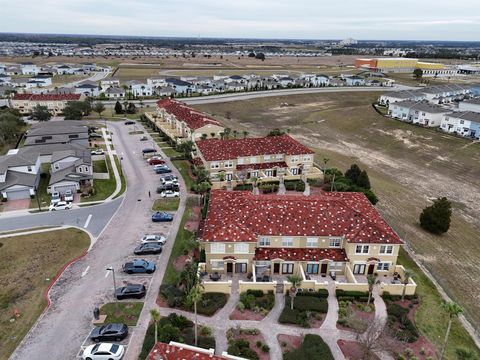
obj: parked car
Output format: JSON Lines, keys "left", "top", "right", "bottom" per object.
{"left": 124, "top": 120, "right": 136, "bottom": 125}
{"left": 91, "top": 148, "right": 104, "bottom": 155}
{"left": 142, "top": 148, "right": 156, "bottom": 154}
{"left": 82, "top": 343, "right": 125, "bottom": 360}
{"left": 153, "top": 164, "right": 168, "bottom": 170}
{"left": 90, "top": 323, "right": 128, "bottom": 343}
{"left": 156, "top": 183, "right": 179, "bottom": 193}
{"left": 155, "top": 167, "right": 172, "bottom": 174}
{"left": 160, "top": 175, "right": 178, "bottom": 185}
{"left": 115, "top": 284, "right": 146, "bottom": 300}
{"left": 147, "top": 157, "right": 165, "bottom": 165}
{"left": 160, "top": 190, "right": 179, "bottom": 198}
{"left": 64, "top": 189, "right": 74, "bottom": 202}
{"left": 134, "top": 243, "right": 162, "bottom": 255}
{"left": 141, "top": 234, "right": 166, "bottom": 245}
{"left": 90, "top": 133, "right": 103, "bottom": 139}
{"left": 151, "top": 211, "right": 174, "bottom": 222}
{"left": 122, "top": 259, "right": 156, "bottom": 274}
{"left": 140, "top": 135, "right": 148, "bottom": 141}
{"left": 51, "top": 191, "right": 61, "bottom": 205}
{"left": 49, "top": 201, "right": 72, "bottom": 211}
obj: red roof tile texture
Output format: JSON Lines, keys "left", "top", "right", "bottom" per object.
{"left": 147, "top": 342, "right": 226, "bottom": 360}
{"left": 255, "top": 247, "right": 348, "bottom": 262}
{"left": 12, "top": 93, "right": 82, "bottom": 101}
{"left": 201, "top": 190, "right": 402, "bottom": 245}
{"left": 196, "top": 134, "right": 314, "bottom": 161}
{"left": 156, "top": 99, "right": 222, "bottom": 130}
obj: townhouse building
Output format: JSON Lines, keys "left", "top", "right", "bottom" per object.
{"left": 458, "top": 98, "right": 480, "bottom": 113}
{"left": 388, "top": 100, "right": 446, "bottom": 127}
{"left": 441, "top": 111, "right": 480, "bottom": 139}
{"left": 147, "top": 99, "right": 224, "bottom": 143}
{"left": 10, "top": 93, "right": 83, "bottom": 115}
{"left": 199, "top": 190, "right": 414, "bottom": 295}
{"left": 378, "top": 90, "right": 427, "bottom": 106}
{"left": 194, "top": 134, "right": 322, "bottom": 188}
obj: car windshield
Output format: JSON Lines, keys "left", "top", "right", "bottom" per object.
{"left": 110, "top": 344, "right": 119, "bottom": 353}
{"left": 91, "top": 344, "right": 100, "bottom": 352}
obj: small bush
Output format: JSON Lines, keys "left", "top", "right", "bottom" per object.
{"left": 256, "top": 340, "right": 262, "bottom": 347}
{"left": 284, "top": 334, "right": 334, "bottom": 360}
{"left": 196, "top": 292, "right": 227, "bottom": 316}
{"left": 261, "top": 344, "right": 270, "bottom": 353}
{"left": 237, "top": 301, "right": 245, "bottom": 312}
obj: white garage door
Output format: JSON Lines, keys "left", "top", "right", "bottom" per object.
{"left": 53, "top": 184, "right": 77, "bottom": 195}
{"left": 6, "top": 188, "right": 31, "bottom": 200}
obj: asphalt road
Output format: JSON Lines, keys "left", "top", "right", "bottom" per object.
{"left": 10, "top": 121, "right": 185, "bottom": 360}
{"left": 0, "top": 198, "right": 122, "bottom": 238}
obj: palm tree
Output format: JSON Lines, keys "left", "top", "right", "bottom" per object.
{"left": 401, "top": 269, "right": 413, "bottom": 301}
{"left": 455, "top": 348, "right": 477, "bottom": 360}
{"left": 287, "top": 274, "right": 303, "bottom": 310}
{"left": 366, "top": 274, "right": 378, "bottom": 306}
{"left": 201, "top": 133, "right": 208, "bottom": 141}
{"left": 224, "top": 128, "right": 231, "bottom": 139}
{"left": 242, "top": 130, "right": 249, "bottom": 139}
{"left": 123, "top": 101, "right": 128, "bottom": 115}
{"left": 210, "top": 132, "right": 215, "bottom": 138}
{"left": 187, "top": 283, "right": 204, "bottom": 346}
{"left": 150, "top": 309, "right": 161, "bottom": 343}
{"left": 440, "top": 302, "right": 464, "bottom": 360}
{"left": 232, "top": 130, "right": 238, "bottom": 138}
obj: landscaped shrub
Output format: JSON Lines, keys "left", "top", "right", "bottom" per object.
{"left": 283, "top": 334, "right": 334, "bottom": 360}
{"left": 387, "top": 303, "right": 419, "bottom": 343}
{"left": 284, "top": 180, "right": 306, "bottom": 191}
{"left": 239, "top": 290, "right": 275, "bottom": 312}
{"left": 227, "top": 339, "right": 259, "bottom": 360}
{"left": 234, "top": 184, "right": 253, "bottom": 191}
{"left": 196, "top": 292, "right": 227, "bottom": 316}
{"left": 335, "top": 290, "right": 369, "bottom": 299}
{"left": 291, "top": 296, "right": 328, "bottom": 313}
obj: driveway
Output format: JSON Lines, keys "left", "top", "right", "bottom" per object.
{"left": 0, "top": 199, "right": 30, "bottom": 212}
{"left": 9, "top": 120, "right": 186, "bottom": 360}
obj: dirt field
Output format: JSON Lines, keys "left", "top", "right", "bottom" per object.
{"left": 193, "top": 92, "right": 480, "bottom": 333}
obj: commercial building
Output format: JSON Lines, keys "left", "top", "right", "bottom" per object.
{"left": 355, "top": 57, "right": 449, "bottom": 74}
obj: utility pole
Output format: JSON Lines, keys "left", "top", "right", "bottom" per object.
{"left": 106, "top": 267, "right": 118, "bottom": 308}
{"left": 330, "top": 173, "right": 336, "bottom": 192}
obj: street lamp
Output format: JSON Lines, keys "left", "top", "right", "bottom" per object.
{"left": 106, "top": 267, "right": 118, "bottom": 306}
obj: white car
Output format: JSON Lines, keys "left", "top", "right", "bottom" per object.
{"left": 64, "top": 189, "right": 74, "bottom": 202}
{"left": 50, "top": 191, "right": 61, "bottom": 205}
{"left": 82, "top": 343, "right": 125, "bottom": 360}
{"left": 141, "top": 234, "right": 166, "bottom": 245}
{"left": 153, "top": 164, "right": 169, "bottom": 170}
{"left": 91, "top": 148, "right": 104, "bottom": 155}
{"left": 49, "top": 201, "right": 72, "bottom": 211}
{"left": 160, "top": 190, "right": 179, "bottom": 198}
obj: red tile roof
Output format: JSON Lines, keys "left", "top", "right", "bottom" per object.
{"left": 255, "top": 247, "right": 348, "bottom": 262}
{"left": 196, "top": 134, "right": 314, "bottom": 161}
{"left": 147, "top": 342, "right": 226, "bottom": 360}
{"left": 156, "top": 99, "right": 222, "bottom": 130}
{"left": 12, "top": 93, "right": 82, "bottom": 101}
{"left": 201, "top": 190, "right": 402, "bottom": 245}
{"left": 237, "top": 161, "right": 287, "bottom": 171}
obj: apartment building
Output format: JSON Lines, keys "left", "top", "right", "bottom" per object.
{"left": 194, "top": 134, "right": 322, "bottom": 188}
{"left": 10, "top": 93, "right": 83, "bottom": 115}
{"left": 441, "top": 111, "right": 480, "bottom": 139}
{"left": 199, "top": 190, "right": 414, "bottom": 295}
{"left": 388, "top": 100, "right": 446, "bottom": 127}
{"left": 147, "top": 99, "right": 224, "bottom": 143}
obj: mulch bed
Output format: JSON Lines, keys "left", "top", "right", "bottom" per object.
{"left": 338, "top": 339, "right": 380, "bottom": 360}
{"left": 230, "top": 308, "right": 266, "bottom": 321}
{"left": 185, "top": 205, "right": 201, "bottom": 232}
{"left": 336, "top": 303, "right": 375, "bottom": 331}
{"left": 173, "top": 254, "right": 192, "bottom": 271}
{"left": 277, "top": 334, "right": 302, "bottom": 355}
{"left": 236, "top": 332, "right": 270, "bottom": 360}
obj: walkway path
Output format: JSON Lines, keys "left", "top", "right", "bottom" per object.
{"left": 102, "top": 127, "right": 122, "bottom": 201}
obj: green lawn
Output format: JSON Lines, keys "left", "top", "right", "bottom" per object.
{"left": 29, "top": 173, "right": 50, "bottom": 209}
{"left": 0, "top": 228, "right": 90, "bottom": 360}
{"left": 99, "top": 302, "right": 144, "bottom": 326}
{"left": 161, "top": 147, "right": 182, "bottom": 158}
{"left": 397, "top": 249, "right": 480, "bottom": 359}
{"left": 93, "top": 159, "right": 108, "bottom": 173}
{"left": 152, "top": 198, "right": 180, "bottom": 212}
{"left": 162, "top": 205, "right": 193, "bottom": 285}
{"left": 113, "top": 156, "right": 127, "bottom": 199}
{"left": 128, "top": 131, "right": 144, "bottom": 135}
{"left": 82, "top": 155, "right": 125, "bottom": 202}
{"left": 172, "top": 160, "right": 195, "bottom": 192}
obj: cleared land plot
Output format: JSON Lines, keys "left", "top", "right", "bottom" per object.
{"left": 193, "top": 92, "right": 480, "bottom": 335}
{"left": 0, "top": 228, "right": 90, "bottom": 360}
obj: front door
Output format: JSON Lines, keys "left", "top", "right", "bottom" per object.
{"left": 367, "top": 264, "right": 375, "bottom": 275}
{"left": 225, "top": 173, "right": 233, "bottom": 181}
{"left": 353, "top": 264, "right": 366, "bottom": 275}
{"left": 320, "top": 263, "right": 328, "bottom": 275}
{"left": 273, "top": 263, "right": 280, "bottom": 274}
{"left": 226, "top": 262, "right": 233, "bottom": 273}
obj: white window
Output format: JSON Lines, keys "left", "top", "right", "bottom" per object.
{"left": 250, "top": 156, "right": 258, "bottom": 164}
{"left": 377, "top": 262, "right": 390, "bottom": 271}
{"left": 330, "top": 262, "right": 343, "bottom": 271}
{"left": 78, "top": 167, "right": 82, "bottom": 173}
{"left": 27, "top": 166, "right": 32, "bottom": 172}
{"left": 263, "top": 155, "right": 271, "bottom": 161}
{"left": 234, "top": 243, "right": 249, "bottom": 254}
{"left": 211, "top": 261, "right": 224, "bottom": 269}
{"left": 306, "top": 237, "right": 318, "bottom": 248}
{"left": 54, "top": 163, "right": 60, "bottom": 170}
{"left": 290, "top": 157, "right": 299, "bottom": 163}
{"left": 210, "top": 162, "right": 219, "bottom": 169}
{"left": 282, "top": 263, "right": 294, "bottom": 274}
{"left": 238, "top": 157, "right": 245, "bottom": 165}
{"left": 224, "top": 161, "right": 233, "bottom": 168}
{"left": 329, "top": 238, "right": 341, "bottom": 248}
{"left": 275, "top": 154, "right": 284, "bottom": 161}
{"left": 282, "top": 237, "right": 293, "bottom": 247}
{"left": 379, "top": 245, "right": 394, "bottom": 254}
{"left": 303, "top": 155, "right": 311, "bottom": 162}
{"left": 258, "top": 237, "right": 271, "bottom": 246}
{"left": 210, "top": 243, "right": 225, "bottom": 254}
{"left": 355, "top": 245, "right": 369, "bottom": 254}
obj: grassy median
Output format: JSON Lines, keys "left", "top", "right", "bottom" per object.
{"left": 0, "top": 228, "right": 90, "bottom": 359}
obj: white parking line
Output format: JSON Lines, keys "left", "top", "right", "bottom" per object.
{"left": 81, "top": 266, "right": 90, "bottom": 277}
{"left": 105, "top": 271, "right": 110, "bottom": 278}
{"left": 83, "top": 214, "right": 92, "bottom": 228}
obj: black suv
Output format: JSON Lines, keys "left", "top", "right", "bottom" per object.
{"left": 115, "top": 284, "right": 146, "bottom": 300}
{"left": 157, "top": 183, "right": 179, "bottom": 193}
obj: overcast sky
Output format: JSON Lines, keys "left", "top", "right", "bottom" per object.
{"left": 1, "top": 0, "right": 479, "bottom": 41}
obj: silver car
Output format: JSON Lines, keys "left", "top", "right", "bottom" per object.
{"left": 140, "top": 234, "right": 166, "bottom": 245}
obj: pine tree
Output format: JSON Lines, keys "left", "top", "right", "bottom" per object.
{"left": 114, "top": 100, "right": 123, "bottom": 114}
{"left": 345, "top": 164, "right": 361, "bottom": 184}
{"left": 419, "top": 197, "right": 452, "bottom": 234}
{"left": 357, "top": 170, "right": 371, "bottom": 189}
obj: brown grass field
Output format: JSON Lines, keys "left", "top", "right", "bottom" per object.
{"left": 0, "top": 228, "right": 90, "bottom": 359}
{"left": 193, "top": 92, "right": 480, "bottom": 343}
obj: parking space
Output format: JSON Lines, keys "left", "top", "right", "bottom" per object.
{"left": 76, "top": 326, "right": 137, "bottom": 358}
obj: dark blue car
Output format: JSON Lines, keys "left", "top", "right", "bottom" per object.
{"left": 155, "top": 167, "right": 172, "bottom": 174}
{"left": 151, "top": 211, "right": 174, "bottom": 222}
{"left": 122, "top": 259, "right": 156, "bottom": 274}
{"left": 142, "top": 148, "right": 156, "bottom": 154}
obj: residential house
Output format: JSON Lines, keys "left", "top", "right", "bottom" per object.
{"left": 378, "top": 90, "right": 427, "bottom": 106}
{"left": 28, "top": 75, "right": 52, "bottom": 87}
{"left": 165, "top": 78, "right": 195, "bottom": 96}
{"left": 0, "top": 64, "right": 5, "bottom": 74}
{"left": 75, "top": 82, "right": 100, "bottom": 97}
{"left": 441, "top": 111, "right": 480, "bottom": 139}
{"left": 56, "top": 64, "right": 76, "bottom": 75}
{"left": 146, "top": 77, "right": 167, "bottom": 87}
{"left": 125, "top": 80, "right": 153, "bottom": 97}
{"left": 81, "top": 63, "right": 97, "bottom": 72}
{"left": 459, "top": 98, "right": 480, "bottom": 112}
{"left": 0, "top": 73, "right": 12, "bottom": 84}
{"left": 5, "top": 66, "right": 21, "bottom": 75}
{"left": 278, "top": 76, "right": 295, "bottom": 87}
{"left": 23, "top": 122, "right": 90, "bottom": 153}
{"left": 196, "top": 84, "right": 215, "bottom": 95}
{"left": 156, "top": 86, "right": 177, "bottom": 97}
{"left": 48, "top": 149, "right": 93, "bottom": 194}
{"left": 100, "top": 78, "right": 120, "bottom": 90}
{"left": 147, "top": 99, "right": 224, "bottom": 143}
{"left": 10, "top": 93, "right": 83, "bottom": 115}
{"left": 309, "top": 74, "right": 330, "bottom": 87}
{"left": 104, "top": 86, "right": 125, "bottom": 99}
{"left": 388, "top": 100, "right": 446, "bottom": 127}
{"left": 345, "top": 76, "right": 365, "bottom": 86}
{"left": 20, "top": 62, "right": 40, "bottom": 75}
{"left": 421, "top": 85, "right": 471, "bottom": 104}
{"left": 0, "top": 152, "right": 41, "bottom": 200}
{"left": 225, "top": 81, "right": 245, "bottom": 92}
{"left": 194, "top": 134, "right": 322, "bottom": 187}
{"left": 199, "top": 190, "right": 415, "bottom": 296}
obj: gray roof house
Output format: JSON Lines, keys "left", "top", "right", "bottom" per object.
{"left": 0, "top": 152, "right": 41, "bottom": 200}
{"left": 48, "top": 149, "right": 93, "bottom": 195}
